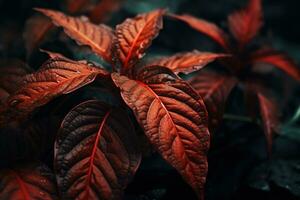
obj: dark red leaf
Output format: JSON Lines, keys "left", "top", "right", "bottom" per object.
{"left": 23, "top": 15, "right": 53, "bottom": 59}
{"left": 0, "top": 164, "right": 58, "bottom": 200}
{"left": 250, "top": 48, "right": 300, "bottom": 81}
{"left": 114, "top": 9, "right": 165, "bottom": 70}
{"left": 89, "top": 0, "right": 124, "bottom": 23}
{"left": 55, "top": 100, "right": 141, "bottom": 199}
{"left": 257, "top": 92, "right": 279, "bottom": 154}
{"left": 228, "top": 0, "right": 263, "bottom": 47}
{"left": 189, "top": 71, "right": 237, "bottom": 131}
{"left": 36, "top": 8, "right": 114, "bottom": 63}
{"left": 170, "top": 14, "right": 229, "bottom": 50}
{"left": 6, "top": 57, "right": 108, "bottom": 114}
{"left": 0, "top": 59, "right": 32, "bottom": 104}
{"left": 147, "top": 50, "right": 229, "bottom": 74}
{"left": 111, "top": 66, "right": 210, "bottom": 199}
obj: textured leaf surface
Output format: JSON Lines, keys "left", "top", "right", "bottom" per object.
{"left": 171, "top": 14, "right": 229, "bottom": 49}
{"left": 55, "top": 100, "right": 141, "bottom": 200}
{"left": 189, "top": 71, "right": 237, "bottom": 131}
{"left": 257, "top": 93, "right": 279, "bottom": 154}
{"left": 7, "top": 57, "right": 108, "bottom": 113}
{"left": 114, "top": 9, "right": 165, "bottom": 69}
{"left": 112, "top": 66, "right": 210, "bottom": 199}
{"left": 0, "top": 60, "right": 32, "bottom": 104}
{"left": 148, "top": 50, "right": 229, "bottom": 74}
{"left": 228, "top": 0, "right": 262, "bottom": 47}
{"left": 0, "top": 164, "right": 58, "bottom": 200}
{"left": 251, "top": 48, "right": 300, "bottom": 81}
{"left": 36, "top": 8, "right": 114, "bottom": 63}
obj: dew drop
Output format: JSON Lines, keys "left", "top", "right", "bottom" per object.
{"left": 10, "top": 99, "right": 20, "bottom": 107}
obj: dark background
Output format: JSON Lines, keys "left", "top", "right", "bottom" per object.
{"left": 0, "top": 0, "right": 300, "bottom": 200}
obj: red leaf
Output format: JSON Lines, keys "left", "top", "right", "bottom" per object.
{"left": 257, "top": 93, "right": 279, "bottom": 154}
{"left": 6, "top": 57, "right": 108, "bottom": 114}
{"left": 228, "top": 0, "right": 263, "bottom": 47}
{"left": 147, "top": 50, "right": 229, "bottom": 74}
{"left": 55, "top": 100, "right": 141, "bottom": 199}
{"left": 189, "top": 71, "right": 237, "bottom": 131}
{"left": 36, "top": 8, "right": 114, "bottom": 63}
{"left": 114, "top": 9, "right": 165, "bottom": 70}
{"left": 0, "top": 164, "right": 58, "bottom": 200}
{"left": 23, "top": 15, "right": 53, "bottom": 58}
{"left": 112, "top": 66, "right": 210, "bottom": 199}
{"left": 0, "top": 59, "right": 32, "bottom": 104}
{"left": 250, "top": 48, "right": 300, "bottom": 81}
{"left": 170, "top": 14, "right": 229, "bottom": 50}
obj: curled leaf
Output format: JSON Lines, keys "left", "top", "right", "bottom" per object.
{"left": 7, "top": 57, "right": 108, "bottom": 114}
{"left": 170, "top": 14, "right": 229, "bottom": 50}
{"left": 0, "top": 164, "right": 58, "bottom": 200}
{"left": 111, "top": 66, "right": 210, "bottom": 199}
{"left": 228, "top": 0, "right": 263, "bottom": 47}
{"left": 147, "top": 50, "right": 229, "bottom": 74}
{"left": 55, "top": 100, "right": 141, "bottom": 199}
{"left": 36, "top": 8, "right": 114, "bottom": 63}
{"left": 114, "top": 9, "right": 165, "bottom": 69}
{"left": 189, "top": 71, "right": 237, "bottom": 131}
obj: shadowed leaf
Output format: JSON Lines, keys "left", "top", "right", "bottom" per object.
{"left": 0, "top": 164, "right": 58, "bottom": 200}
{"left": 257, "top": 93, "right": 279, "bottom": 154}
{"left": 189, "top": 71, "right": 237, "bottom": 131}
{"left": 111, "top": 66, "right": 210, "bottom": 199}
{"left": 55, "top": 100, "right": 141, "bottom": 200}
{"left": 251, "top": 48, "right": 300, "bottom": 81}
{"left": 170, "top": 14, "right": 229, "bottom": 50}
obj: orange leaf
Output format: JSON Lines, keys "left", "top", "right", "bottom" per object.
{"left": 112, "top": 66, "right": 210, "bottom": 199}
{"left": 250, "top": 48, "right": 300, "bottom": 81}
{"left": 257, "top": 93, "right": 279, "bottom": 154}
{"left": 228, "top": 0, "right": 263, "bottom": 47}
{"left": 189, "top": 71, "right": 237, "bottom": 131}
{"left": 36, "top": 8, "right": 114, "bottom": 63}
{"left": 170, "top": 14, "right": 229, "bottom": 50}
{"left": 55, "top": 100, "right": 141, "bottom": 199}
{"left": 147, "top": 50, "right": 229, "bottom": 74}
{"left": 114, "top": 9, "right": 165, "bottom": 70}
{"left": 7, "top": 57, "right": 108, "bottom": 114}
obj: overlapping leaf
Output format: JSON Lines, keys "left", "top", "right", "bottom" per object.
{"left": 251, "top": 48, "right": 300, "bottom": 81}
{"left": 0, "top": 59, "right": 32, "bottom": 104}
{"left": 147, "top": 50, "right": 229, "bottom": 74}
{"left": 0, "top": 164, "right": 58, "bottom": 200}
{"left": 257, "top": 93, "right": 279, "bottom": 154}
{"left": 114, "top": 9, "right": 165, "bottom": 69}
{"left": 189, "top": 71, "right": 237, "bottom": 131}
{"left": 170, "top": 14, "right": 229, "bottom": 50}
{"left": 7, "top": 57, "right": 108, "bottom": 114}
{"left": 112, "top": 66, "right": 210, "bottom": 199}
{"left": 55, "top": 100, "right": 141, "bottom": 200}
{"left": 36, "top": 8, "right": 114, "bottom": 63}
{"left": 228, "top": 0, "right": 263, "bottom": 47}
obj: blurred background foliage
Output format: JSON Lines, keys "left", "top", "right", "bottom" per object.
{"left": 0, "top": 0, "right": 300, "bottom": 199}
